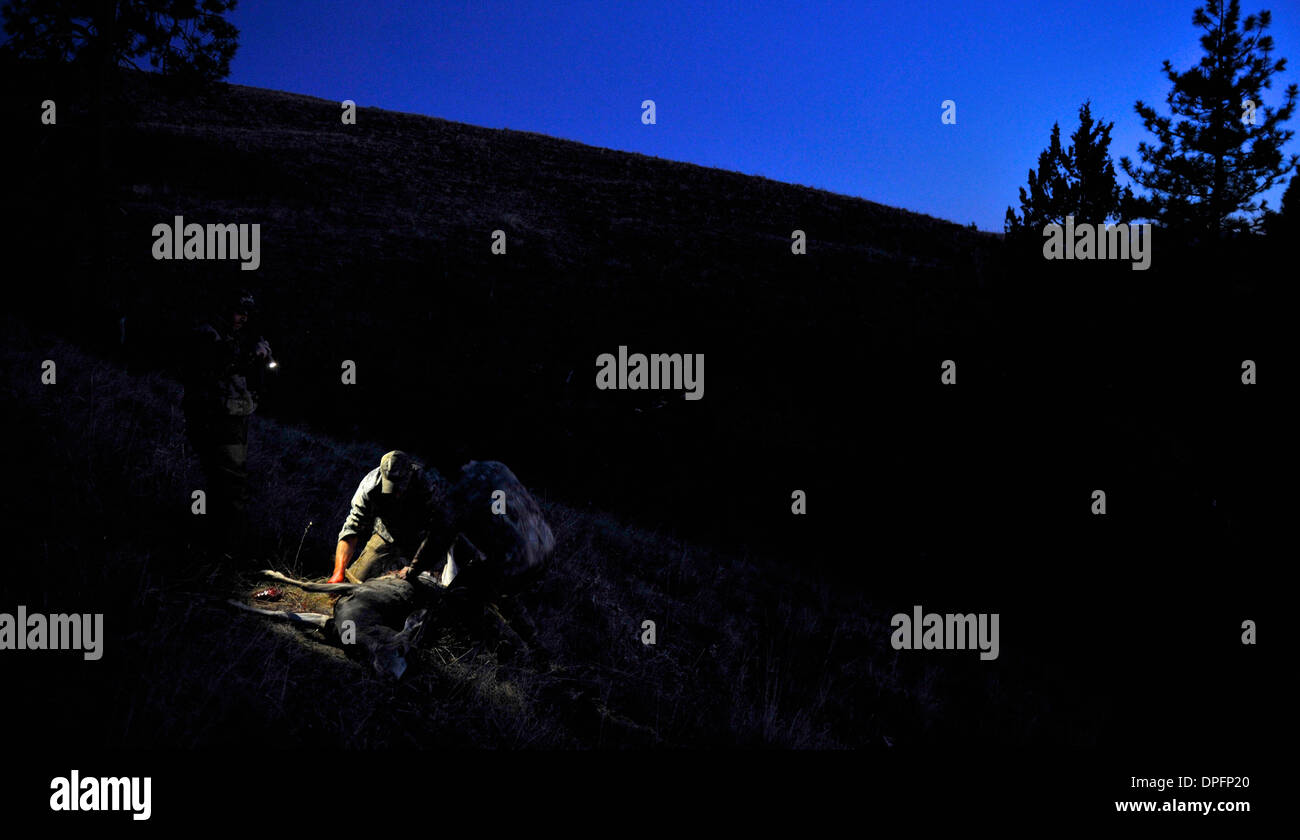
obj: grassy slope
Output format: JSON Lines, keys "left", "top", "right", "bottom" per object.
{"left": 3, "top": 320, "right": 1088, "bottom": 749}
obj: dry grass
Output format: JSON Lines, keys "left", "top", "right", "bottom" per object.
{"left": 4, "top": 318, "right": 1063, "bottom": 749}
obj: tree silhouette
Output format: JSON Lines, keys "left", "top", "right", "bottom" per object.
{"left": 1282, "top": 169, "right": 1300, "bottom": 217}
{"left": 1265, "top": 170, "right": 1300, "bottom": 235}
{"left": 1120, "top": 0, "right": 1298, "bottom": 239}
{"left": 2, "top": 0, "right": 239, "bottom": 84}
{"left": 1005, "top": 101, "right": 1133, "bottom": 238}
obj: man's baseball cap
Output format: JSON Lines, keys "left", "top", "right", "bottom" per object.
{"left": 380, "top": 450, "right": 421, "bottom": 494}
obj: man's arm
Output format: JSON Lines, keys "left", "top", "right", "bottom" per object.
{"left": 329, "top": 470, "right": 380, "bottom": 582}
{"left": 182, "top": 324, "right": 228, "bottom": 386}
{"left": 401, "top": 527, "right": 450, "bottom": 581}
{"left": 399, "top": 489, "right": 455, "bottom": 581}
{"left": 328, "top": 535, "right": 361, "bottom": 584}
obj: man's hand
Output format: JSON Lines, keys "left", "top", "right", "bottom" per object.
{"left": 394, "top": 565, "right": 412, "bottom": 580}
{"left": 254, "top": 338, "right": 272, "bottom": 360}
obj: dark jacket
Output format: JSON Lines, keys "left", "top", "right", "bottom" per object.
{"left": 180, "top": 321, "right": 266, "bottom": 419}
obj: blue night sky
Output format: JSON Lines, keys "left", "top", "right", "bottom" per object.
{"left": 227, "top": 0, "right": 1300, "bottom": 232}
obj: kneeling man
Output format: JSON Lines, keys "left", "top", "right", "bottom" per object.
{"left": 329, "top": 450, "right": 449, "bottom": 583}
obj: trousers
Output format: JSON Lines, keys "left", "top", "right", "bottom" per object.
{"left": 186, "top": 409, "right": 250, "bottom": 549}
{"left": 346, "top": 533, "right": 410, "bottom": 583}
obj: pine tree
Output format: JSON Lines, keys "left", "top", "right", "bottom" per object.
{"left": 1005, "top": 122, "right": 1068, "bottom": 236}
{"left": 1070, "top": 103, "right": 1134, "bottom": 225}
{"left": 1, "top": 0, "right": 240, "bottom": 84}
{"left": 1005, "top": 102, "right": 1132, "bottom": 238}
{"left": 1120, "top": 0, "right": 1298, "bottom": 240}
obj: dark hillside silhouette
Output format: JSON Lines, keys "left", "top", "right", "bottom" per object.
{"left": 5, "top": 64, "right": 1006, "bottom": 587}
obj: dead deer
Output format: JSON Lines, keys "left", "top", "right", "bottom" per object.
{"left": 229, "top": 570, "right": 433, "bottom": 679}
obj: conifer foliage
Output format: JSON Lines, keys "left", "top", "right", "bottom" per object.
{"left": 1120, "top": 0, "right": 1298, "bottom": 237}
{"left": 2, "top": 0, "right": 239, "bottom": 84}
{"left": 1005, "top": 102, "right": 1133, "bottom": 238}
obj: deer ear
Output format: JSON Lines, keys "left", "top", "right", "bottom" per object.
{"left": 389, "top": 654, "right": 408, "bottom": 680}
{"left": 402, "top": 611, "right": 419, "bottom": 632}
{"left": 373, "top": 646, "right": 408, "bottom": 680}
{"left": 400, "top": 609, "right": 431, "bottom": 644}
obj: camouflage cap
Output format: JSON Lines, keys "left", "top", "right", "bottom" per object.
{"left": 379, "top": 450, "right": 421, "bottom": 494}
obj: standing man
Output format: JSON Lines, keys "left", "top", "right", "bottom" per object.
{"left": 181, "top": 289, "right": 274, "bottom": 554}
{"left": 330, "top": 450, "right": 451, "bottom": 583}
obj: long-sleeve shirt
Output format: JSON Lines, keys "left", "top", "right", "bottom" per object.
{"left": 338, "top": 467, "right": 448, "bottom": 555}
